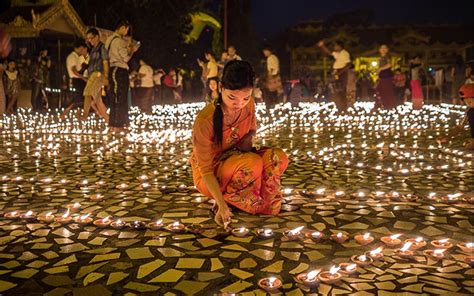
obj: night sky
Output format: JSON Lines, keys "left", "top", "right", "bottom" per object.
{"left": 251, "top": 0, "right": 474, "bottom": 38}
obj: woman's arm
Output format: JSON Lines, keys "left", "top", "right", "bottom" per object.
{"left": 201, "top": 174, "right": 232, "bottom": 227}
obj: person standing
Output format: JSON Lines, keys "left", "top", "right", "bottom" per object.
{"left": 61, "top": 41, "right": 88, "bottom": 118}
{"left": 106, "top": 20, "right": 139, "bottom": 132}
{"left": 393, "top": 68, "right": 406, "bottom": 105}
{"left": 409, "top": 56, "right": 424, "bottom": 109}
{"left": 375, "top": 45, "right": 397, "bottom": 109}
{"left": 262, "top": 47, "right": 283, "bottom": 106}
{"left": 30, "top": 49, "right": 50, "bottom": 111}
{"left": 452, "top": 55, "right": 466, "bottom": 104}
{"left": 163, "top": 68, "right": 183, "bottom": 103}
{"left": 204, "top": 76, "right": 219, "bottom": 104}
{"left": 317, "top": 40, "right": 354, "bottom": 112}
{"left": 82, "top": 28, "right": 109, "bottom": 122}
{"left": 4, "top": 60, "right": 21, "bottom": 113}
{"left": 227, "top": 45, "right": 242, "bottom": 61}
{"left": 136, "top": 58, "right": 154, "bottom": 113}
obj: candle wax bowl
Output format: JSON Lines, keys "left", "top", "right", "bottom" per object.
{"left": 457, "top": 243, "right": 474, "bottom": 253}
{"left": 232, "top": 228, "right": 250, "bottom": 237}
{"left": 93, "top": 219, "right": 111, "bottom": 228}
{"left": 317, "top": 271, "right": 342, "bottom": 284}
{"left": 331, "top": 233, "right": 349, "bottom": 244}
{"left": 423, "top": 249, "right": 446, "bottom": 261}
{"left": 405, "top": 238, "right": 426, "bottom": 250}
{"left": 351, "top": 255, "right": 374, "bottom": 266}
{"left": 431, "top": 240, "right": 453, "bottom": 249}
{"left": 283, "top": 230, "right": 303, "bottom": 241}
{"left": 167, "top": 223, "right": 185, "bottom": 233}
{"left": 295, "top": 272, "right": 319, "bottom": 286}
{"left": 255, "top": 228, "right": 274, "bottom": 238}
{"left": 74, "top": 217, "right": 93, "bottom": 226}
{"left": 110, "top": 221, "right": 126, "bottom": 229}
{"left": 355, "top": 234, "right": 374, "bottom": 245}
{"left": 55, "top": 216, "right": 72, "bottom": 224}
{"left": 306, "top": 232, "right": 325, "bottom": 242}
{"left": 381, "top": 236, "right": 402, "bottom": 247}
{"left": 20, "top": 213, "right": 36, "bottom": 222}
{"left": 38, "top": 215, "right": 55, "bottom": 223}
{"left": 338, "top": 263, "right": 358, "bottom": 275}
{"left": 366, "top": 250, "right": 384, "bottom": 261}
{"left": 147, "top": 221, "right": 164, "bottom": 231}
{"left": 4, "top": 212, "right": 20, "bottom": 219}
{"left": 257, "top": 277, "right": 282, "bottom": 292}
{"left": 130, "top": 221, "right": 146, "bottom": 230}
{"left": 396, "top": 249, "right": 414, "bottom": 259}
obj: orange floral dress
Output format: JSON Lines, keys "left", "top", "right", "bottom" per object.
{"left": 190, "top": 99, "right": 288, "bottom": 214}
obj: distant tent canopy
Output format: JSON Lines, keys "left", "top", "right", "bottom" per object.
{"left": 184, "top": 12, "right": 221, "bottom": 54}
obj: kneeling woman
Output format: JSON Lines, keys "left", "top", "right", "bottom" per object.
{"left": 190, "top": 60, "right": 288, "bottom": 226}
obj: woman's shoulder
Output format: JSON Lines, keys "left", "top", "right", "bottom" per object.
{"left": 196, "top": 102, "right": 216, "bottom": 122}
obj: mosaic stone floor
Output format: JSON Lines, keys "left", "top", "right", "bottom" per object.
{"left": 0, "top": 102, "right": 473, "bottom": 295}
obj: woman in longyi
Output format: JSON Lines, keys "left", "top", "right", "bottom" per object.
{"left": 190, "top": 60, "right": 288, "bottom": 226}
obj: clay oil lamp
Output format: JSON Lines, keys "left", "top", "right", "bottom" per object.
{"left": 353, "top": 191, "right": 367, "bottom": 199}
{"left": 334, "top": 190, "right": 346, "bottom": 198}
{"left": 74, "top": 213, "right": 93, "bottom": 226}
{"left": 283, "top": 226, "right": 304, "bottom": 241}
{"left": 55, "top": 209, "right": 72, "bottom": 224}
{"left": 130, "top": 220, "right": 146, "bottom": 230}
{"left": 116, "top": 183, "right": 128, "bottom": 190}
{"left": 141, "top": 182, "right": 150, "bottom": 189}
{"left": 431, "top": 238, "right": 453, "bottom": 249}
{"left": 90, "top": 194, "right": 104, "bottom": 201}
{"left": 381, "top": 234, "right": 402, "bottom": 247}
{"left": 405, "top": 237, "right": 426, "bottom": 250}
{"left": 367, "top": 247, "right": 384, "bottom": 260}
{"left": 110, "top": 219, "right": 126, "bottom": 229}
{"left": 257, "top": 277, "right": 282, "bottom": 292}
{"left": 396, "top": 242, "right": 414, "bottom": 259}
{"left": 192, "top": 197, "right": 208, "bottom": 203}
{"left": 38, "top": 212, "right": 54, "bottom": 223}
{"left": 20, "top": 210, "right": 36, "bottom": 222}
{"left": 423, "top": 249, "right": 446, "bottom": 261}
{"left": 232, "top": 226, "right": 250, "bottom": 237}
{"left": 186, "top": 223, "right": 204, "bottom": 234}
{"left": 147, "top": 219, "right": 164, "bottom": 230}
{"left": 465, "top": 256, "right": 474, "bottom": 266}
{"left": 4, "top": 211, "right": 20, "bottom": 219}
{"left": 351, "top": 254, "right": 373, "bottom": 266}
{"left": 457, "top": 242, "right": 474, "bottom": 253}
{"left": 338, "top": 263, "right": 358, "bottom": 275}
{"left": 317, "top": 266, "right": 342, "bottom": 284}
{"left": 296, "top": 270, "right": 320, "bottom": 287}
{"left": 256, "top": 228, "right": 274, "bottom": 238}
{"left": 167, "top": 221, "right": 185, "bottom": 233}
{"left": 66, "top": 202, "right": 81, "bottom": 213}
{"left": 355, "top": 232, "right": 374, "bottom": 245}
{"left": 306, "top": 231, "right": 325, "bottom": 242}
{"left": 95, "top": 180, "right": 107, "bottom": 188}
{"left": 93, "top": 216, "right": 111, "bottom": 228}
{"left": 331, "top": 232, "right": 349, "bottom": 244}
{"left": 137, "top": 174, "right": 149, "bottom": 182}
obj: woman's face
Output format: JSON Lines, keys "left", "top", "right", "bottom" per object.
{"left": 209, "top": 79, "right": 218, "bottom": 92}
{"left": 222, "top": 87, "right": 252, "bottom": 112}
{"left": 379, "top": 45, "right": 389, "bottom": 55}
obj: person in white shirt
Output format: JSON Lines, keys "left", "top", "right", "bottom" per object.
{"left": 262, "top": 47, "right": 283, "bottom": 106}
{"left": 135, "top": 59, "right": 154, "bottom": 113}
{"left": 317, "top": 39, "right": 355, "bottom": 112}
{"left": 227, "top": 45, "right": 242, "bottom": 61}
{"left": 61, "top": 41, "right": 88, "bottom": 118}
{"left": 105, "top": 19, "right": 139, "bottom": 132}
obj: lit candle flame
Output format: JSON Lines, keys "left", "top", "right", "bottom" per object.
{"left": 400, "top": 242, "right": 413, "bottom": 252}
{"left": 264, "top": 229, "right": 273, "bottom": 235}
{"left": 438, "top": 239, "right": 449, "bottom": 244}
{"left": 363, "top": 233, "right": 371, "bottom": 240}
{"left": 306, "top": 270, "right": 319, "bottom": 281}
{"left": 267, "top": 277, "right": 277, "bottom": 287}
{"left": 173, "top": 221, "right": 180, "bottom": 227}
{"left": 370, "top": 247, "right": 383, "bottom": 256}
{"left": 390, "top": 234, "right": 402, "bottom": 240}
{"left": 316, "top": 188, "right": 325, "bottom": 194}
{"left": 25, "top": 210, "right": 33, "bottom": 216}
{"left": 358, "top": 254, "right": 367, "bottom": 261}
{"left": 73, "top": 202, "right": 81, "bottom": 208}
{"left": 116, "top": 219, "right": 123, "bottom": 224}
{"left": 62, "top": 208, "right": 70, "bottom": 218}
{"left": 335, "top": 191, "right": 344, "bottom": 196}
{"left": 102, "top": 216, "right": 110, "bottom": 223}
{"left": 289, "top": 226, "right": 304, "bottom": 235}
{"left": 312, "top": 231, "right": 321, "bottom": 238}
{"left": 329, "top": 265, "right": 341, "bottom": 275}
{"left": 466, "top": 242, "right": 474, "bottom": 248}
{"left": 80, "top": 213, "right": 90, "bottom": 220}
{"left": 45, "top": 212, "right": 52, "bottom": 217}
{"left": 415, "top": 237, "right": 424, "bottom": 243}
{"left": 336, "top": 232, "right": 343, "bottom": 238}
{"left": 433, "top": 249, "right": 445, "bottom": 255}
{"left": 156, "top": 219, "right": 163, "bottom": 225}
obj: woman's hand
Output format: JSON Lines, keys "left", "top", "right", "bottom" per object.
{"left": 215, "top": 202, "right": 232, "bottom": 228}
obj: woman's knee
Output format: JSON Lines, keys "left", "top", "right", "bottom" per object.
{"left": 241, "top": 152, "right": 264, "bottom": 176}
